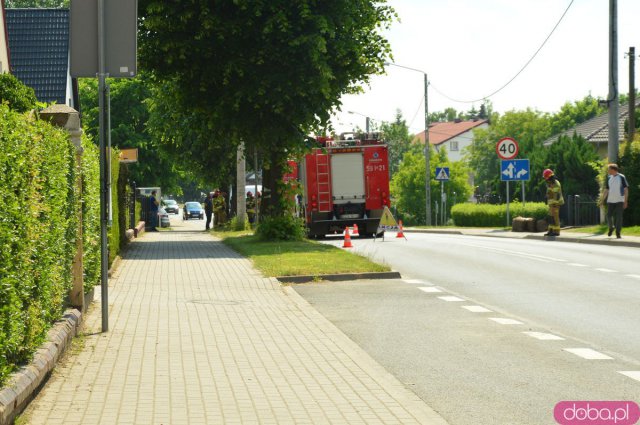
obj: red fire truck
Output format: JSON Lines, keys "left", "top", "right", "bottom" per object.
{"left": 296, "top": 132, "right": 390, "bottom": 238}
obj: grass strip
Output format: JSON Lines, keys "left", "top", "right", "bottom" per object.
{"left": 215, "top": 231, "right": 390, "bottom": 277}
{"left": 566, "top": 224, "right": 640, "bottom": 237}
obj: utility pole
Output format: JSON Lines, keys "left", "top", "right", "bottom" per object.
{"left": 424, "top": 73, "right": 431, "bottom": 226}
{"left": 608, "top": 0, "right": 619, "bottom": 162}
{"left": 629, "top": 46, "right": 636, "bottom": 143}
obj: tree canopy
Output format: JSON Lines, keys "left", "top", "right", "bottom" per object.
{"left": 78, "top": 77, "right": 190, "bottom": 194}
{"left": 139, "top": 0, "right": 396, "bottom": 213}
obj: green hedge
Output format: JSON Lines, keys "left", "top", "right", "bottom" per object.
{"left": 0, "top": 105, "right": 79, "bottom": 385}
{"left": 81, "top": 138, "right": 101, "bottom": 292}
{"left": 451, "top": 202, "right": 548, "bottom": 227}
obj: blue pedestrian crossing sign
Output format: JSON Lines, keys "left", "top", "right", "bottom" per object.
{"left": 435, "top": 167, "right": 450, "bottom": 181}
{"left": 501, "top": 159, "right": 530, "bottom": 181}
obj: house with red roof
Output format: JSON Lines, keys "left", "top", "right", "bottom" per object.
{"left": 0, "top": 0, "right": 9, "bottom": 73}
{"left": 414, "top": 118, "right": 489, "bottom": 162}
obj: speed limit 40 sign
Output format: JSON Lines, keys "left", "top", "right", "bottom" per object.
{"left": 496, "top": 137, "right": 519, "bottom": 160}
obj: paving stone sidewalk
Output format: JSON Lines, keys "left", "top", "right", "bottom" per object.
{"left": 21, "top": 228, "right": 447, "bottom": 425}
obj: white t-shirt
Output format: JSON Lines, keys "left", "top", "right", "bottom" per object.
{"left": 606, "top": 173, "right": 628, "bottom": 204}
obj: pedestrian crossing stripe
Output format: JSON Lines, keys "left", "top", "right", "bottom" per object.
{"left": 378, "top": 206, "right": 399, "bottom": 230}
{"left": 436, "top": 167, "right": 450, "bottom": 181}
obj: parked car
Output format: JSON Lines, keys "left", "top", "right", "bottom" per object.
{"left": 162, "top": 199, "right": 179, "bottom": 214}
{"left": 158, "top": 207, "right": 171, "bottom": 228}
{"left": 183, "top": 202, "right": 204, "bottom": 220}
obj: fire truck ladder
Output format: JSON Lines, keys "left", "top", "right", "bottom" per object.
{"left": 316, "top": 153, "right": 331, "bottom": 212}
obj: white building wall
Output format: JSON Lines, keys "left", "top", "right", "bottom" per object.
{"left": 434, "top": 122, "right": 489, "bottom": 163}
{"left": 0, "top": 8, "right": 9, "bottom": 73}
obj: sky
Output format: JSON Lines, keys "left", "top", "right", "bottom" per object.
{"left": 333, "top": 0, "right": 640, "bottom": 134}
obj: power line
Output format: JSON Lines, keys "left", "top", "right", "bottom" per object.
{"left": 408, "top": 95, "right": 425, "bottom": 129}
{"left": 429, "top": 0, "right": 575, "bottom": 104}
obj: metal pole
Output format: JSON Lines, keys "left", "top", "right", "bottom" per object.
{"left": 98, "top": 0, "right": 109, "bottom": 332}
{"left": 521, "top": 181, "right": 525, "bottom": 207}
{"left": 424, "top": 73, "right": 431, "bottom": 226}
{"left": 130, "top": 181, "right": 136, "bottom": 229}
{"left": 366, "top": 117, "right": 370, "bottom": 134}
{"left": 506, "top": 181, "right": 510, "bottom": 227}
{"left": 441, "top": 181, "right": 444, "bottom": 226}
{"left": 629, "top": 47, "right": 636, "bottom": 143}
{"left": 608, "top": 0, "right": 619, "bottom": 162}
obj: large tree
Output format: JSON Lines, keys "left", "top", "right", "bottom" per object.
{"left": 139, "top": 0, "right": 395, "bottom": 215}
{"left": 379, "top": 110, "right": 412, "bottom": 178}
{"left": 78, "top": 77, "right": 189, "bottom": 194}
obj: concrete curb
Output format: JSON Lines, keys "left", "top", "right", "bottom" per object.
{"left": 134, "top": 221, "right": 145, "bottom": 238}
{"left": 277, "top": 271, "right": 402, "bottom": 284}
{"left": 0, "top": 309, "right": 82, "bottom": 425}
{"left": 107, "top": 255, "right": 122, "bottom": 278}
{"left": 404, "top": 228, "right": 640, "bottom": 248}
{"left": 525, "top": 234, "right": 640, "bottom": 248}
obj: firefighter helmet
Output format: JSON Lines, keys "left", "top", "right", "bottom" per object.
{"left": 542, "top": 169, "right": 554, "bottom": 179}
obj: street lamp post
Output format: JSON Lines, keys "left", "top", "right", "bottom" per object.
{"left": 385, "top": 62, "right": 431, "bottom": 226}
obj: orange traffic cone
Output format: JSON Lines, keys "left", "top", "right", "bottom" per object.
{"left": 352, "top": 223, "right": 360, "bottom": 237}
{"left": 396, "top": 220, "right": 405, "bottom": 238}
{"left": 342, "top": 227, "right": 353, "bottom": 248}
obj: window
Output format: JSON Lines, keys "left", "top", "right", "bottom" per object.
{"left": 450, "top": 141, "right": 459, "bottom": 151}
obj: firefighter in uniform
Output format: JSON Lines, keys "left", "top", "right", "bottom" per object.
{"left": 214, "top": 190, "right": 227, "bottom": 226}
{"left": 246, "top": 191, "right": 256, "bottom": 224}
{"left": 543, "top": 168, "right": 564, "bottom": 237}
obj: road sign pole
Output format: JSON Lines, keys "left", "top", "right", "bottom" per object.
{"left": 440, "top": 181, "right": 444, "bottom": 226}
{"left": 506, "top": 181, "right": 510, "bottom": 227}
{"left": 521, "top": 181, "right": 526, "bottom": 207}
{"left": 98, "top": 0, "right": 109, "bottom": 333}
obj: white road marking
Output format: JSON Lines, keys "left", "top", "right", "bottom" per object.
{"left": 404, "top": 279, "right": 427, "bottom": 284}
{"left": 438, "top": 296, "right": 465, "bottom": 302}
{"left": 563, "top": 348, "right": 613, "bottom": 360}
{"left": 594, "top": 268, "right": 617, "bottom": 273}
{"left": 567, "top": 263, "right": 588, "bottom": 267}
{"left": 619, "top": 371, "right": 640, "bottom": 382}
{"left": 418, "top": 287, "right": 442, "bottom": 293}
{"left": 626, "top": 274, "right": 640, "bottom": 280}
{"left": 489, "top": 318, "right": 524, "bottom": 325}
{"left": 523, "top": 331, "right": 565, "bottom": 341}
{"left": 462, "top": 305, "right": 492, "bottom": 313}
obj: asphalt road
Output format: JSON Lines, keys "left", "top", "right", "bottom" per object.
{"left": 295, "top": 234, "right": 640, "bottom": 425}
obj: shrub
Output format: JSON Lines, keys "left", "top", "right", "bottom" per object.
{"left": 0, "top": 104, "right": 79, "bottom": 385}
{"left": 229, "top": 215, "right": 251, "bottom": 231}
{"left": 255, "top": 215, "right": 306, "bottom": 241}
{"left": 0, "top": 73, "right": 37, "bottom": 113}
{"left": 81, "top": 137, "right": 101, "bottom": 292}
{"left": 451, "top": 202, "right": 548, "bottom": 227}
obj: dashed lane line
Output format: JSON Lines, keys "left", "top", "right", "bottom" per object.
{"left": 437, "top": 296, "right": 465, "bottom": 302}
{"left": 489, "top": 318, "right": 524, "bottom": 325}
{"left": 523, "top": 331, "right": 565, "bottom": 341}
{"left": 626, "top": 274, "right": 640, "bottom": 280}
{"left": 418, "top": 287, "right": 442, "bottom": 293}
{"left": 618, "top": 371, "right": 640, "bottom": 382}
{"left": 563, "top": 348, "right": 614, "bottom": 360}
{"left": 567, "top": 263, "right": 588, "bottom": 267}
{"left": 403, "top": 279, "right": 427, "bottom": 284}
{"left": 461, "top": 306, "right": 492, "bottom": 313}
{"left": 594, "top": 268, "right": 618, "bottom": 273}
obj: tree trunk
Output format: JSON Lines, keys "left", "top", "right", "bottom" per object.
{"left": 261, "top": 146, "right": 285, "bottom": 217}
